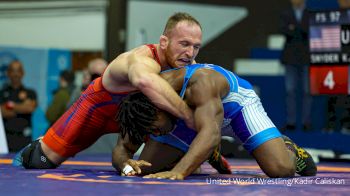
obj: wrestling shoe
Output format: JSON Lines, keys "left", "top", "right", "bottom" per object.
{"left": 207, "top": 145, "right": 232, "bottom": 174}
{"left": 282, "top": 135, "right": 317, "bottom": 176}
{"left": 12, "top": 137, "right": 43, "bottom": 167}
{"left": 12, "top": 144, "right": 29, "bottom": 167}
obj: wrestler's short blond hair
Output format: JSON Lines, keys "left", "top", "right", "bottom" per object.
{"left": 163, "top": 12, "right": 202, "bottom": 36}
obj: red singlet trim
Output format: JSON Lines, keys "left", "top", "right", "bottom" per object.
{"left": 146, "top": 44, "right": 161, "bottom": 65}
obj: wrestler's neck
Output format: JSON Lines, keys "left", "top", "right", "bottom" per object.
{"left": 155, "top": 44, "right": 171, "bottom": 69}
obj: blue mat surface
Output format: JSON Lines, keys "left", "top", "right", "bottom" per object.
{"left": 1, "top": 154, "right": 349, "bottom": 195}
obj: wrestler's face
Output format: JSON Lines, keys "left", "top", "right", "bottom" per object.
{"left": 164, "top": 21, "right": 202, "bottom": 68}
{"left": 149, "top": 111, "right": 177, "bottom": 136}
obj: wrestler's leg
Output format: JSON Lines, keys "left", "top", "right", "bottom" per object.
{"left": 252, "top": 136, "right": 317, "bottom": 177}
{"left": 251, "top": 137, "right": 296, "bottom": 177}
{"left": 231, "top": 93, "right": 316, "bottom": 177}
{"left": 40, "top": 140, "right": 67, "bottom": 165}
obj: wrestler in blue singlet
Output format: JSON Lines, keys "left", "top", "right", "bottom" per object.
{"left": 151, "top": 63, "right": 282, "bottom": 153}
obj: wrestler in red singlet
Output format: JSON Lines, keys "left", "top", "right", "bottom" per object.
{"left": 42, "top": 44, "right": 163, "bottom": 157}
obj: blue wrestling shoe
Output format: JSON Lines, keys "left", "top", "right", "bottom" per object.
{"left": 12, "top": 137, "right": 42, "bottom": 167}
{"left": 282, "top": 135, "right": 317, "bottom": 176}
{"left": 12, "top": 145, "right": 28, "bottom": 167}
{"left": 208, "top": 145, "right": 232, "bottom": 174}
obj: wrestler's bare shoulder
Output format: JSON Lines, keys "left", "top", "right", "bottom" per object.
{"left": 102, "top": 45, "right": 157, "bottom": 93}
{"left": 112, "top": 45, "right": 155, "bottom": 65}
{"left": 106, "top": 45, "right": 152, "bottom": 70}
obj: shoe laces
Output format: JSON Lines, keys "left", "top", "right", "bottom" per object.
{"left": 209, "top": 146, "right": 221, "bottom": 162}
{"left": 294, "top": 143, "right": 309, "bottom": 159}
{"left": 296, "top": 156, "right": 307, "bottom": 173}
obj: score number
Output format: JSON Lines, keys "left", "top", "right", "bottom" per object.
{"left": 310, "top": 66, "right": 349, "bottom": 94}
{"left": 323, "top": 71, "right": 335, "bottom": 90}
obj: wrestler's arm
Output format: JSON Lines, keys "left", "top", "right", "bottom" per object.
{"left": 112, "top": 135, "right": 151, "bottom": 175}
{"left": 128, "top": 56, "right": 194, "bottom": 128}
{"left": 145, "top": 79, "right": 223, "bottom": 179}
{"left": 172, "top": 86, "right": 223, "bottom": 178}
{"left": 112, "top": 135, "right": 138, "bottom": 170}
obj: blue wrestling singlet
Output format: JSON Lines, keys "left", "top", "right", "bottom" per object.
{"left": 151, "top": 63, "right": 282, "bottom": 153}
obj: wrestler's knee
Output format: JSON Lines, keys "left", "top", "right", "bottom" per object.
{"left": 21, "top": 140, "right": 58, "bottom": 169}
{"left": 252, "top": 137, "right": 296, "bottom": 178}
{"left": 263, "top": 159, "right": 296, "bottom": 178}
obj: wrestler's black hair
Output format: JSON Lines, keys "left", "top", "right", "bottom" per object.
{"left": 117, "top": 92, "right": 159, "bottom": 144}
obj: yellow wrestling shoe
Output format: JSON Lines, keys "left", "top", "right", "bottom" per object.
{"left": 283, "top": 135, "right": 317, "bottom": 176}
{"left": 207, "top": 145, "right": 232, "bottom": 174}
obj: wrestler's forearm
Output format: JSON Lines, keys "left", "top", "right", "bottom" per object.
{"left": 137, "top": 73, "right": 193, "bottom": 123}
{"left": 112, "top": 146, "right": 133, "bottom": 171}
{"left": 112, "top": 138, "right": 138, "bottom": 170}
{"left": 128, "top": 60, "right": 193, "bottom": 123}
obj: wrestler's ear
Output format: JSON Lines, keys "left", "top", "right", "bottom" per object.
{"left": 159, "top": 35, "right": 168, "bottom": 50}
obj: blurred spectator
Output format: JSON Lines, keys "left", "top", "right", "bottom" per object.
{"left": 67, "top": 58, "right": 107, "bottom": 108}
{"left": 279, "top": 0, "right": 312, "bottom": 131}
{"left": 324, "top": 95, "right": 350, "bottom": 134}
{"left": 0, "top": 60, "right": 37, "bottom": 152}
{"left": 83, "top": 58, "right": 107, "bottom": 88}
{"left": 46, "top": 70, "right": 75, "bottom": 125}
{"left": 338, "top": 0, "right": 350, "bottom": 8}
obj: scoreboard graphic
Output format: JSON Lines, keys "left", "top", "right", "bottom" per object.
{"left": 309, "top": 9, "right": 350, "bottom": 94}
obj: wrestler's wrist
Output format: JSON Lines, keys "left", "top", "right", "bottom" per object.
{"left": 113, "top": 156, "right": 129, "bottom": 171}
{"left": 171, "top": 167, "right": 187, "bottom": 178}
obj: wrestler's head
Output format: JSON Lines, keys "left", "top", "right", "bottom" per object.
{"left": 160, "top": 12, "right": 202, "bottom": 68}
{"left": 117, "top": 92, "right": 177, "bottom": 144}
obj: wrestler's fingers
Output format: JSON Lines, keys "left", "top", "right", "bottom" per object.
{"left": 127, "top": 170, "right": 137, "bottom": 176}
{"left": 143, "top": 174, "right": 154, "bottom": 179}
{"left": 132, "top": 160, "right": 152, "bottom": 174}
{"left": 133, "top": 164, "right": 142, "bottom": 174}
{"left": 137, "top": 160, "right": 152, "bottom": 167}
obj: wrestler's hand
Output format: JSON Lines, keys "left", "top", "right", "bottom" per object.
{"left": 143, "top": 171, "right": 184, "bottom": 180}
{"left": 121, "top": 159, "right": 152, "bottom": 176}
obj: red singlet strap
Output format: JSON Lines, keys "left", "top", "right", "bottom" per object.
{"left": 146, "top": 44, "right": 161, "bottom": 65}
